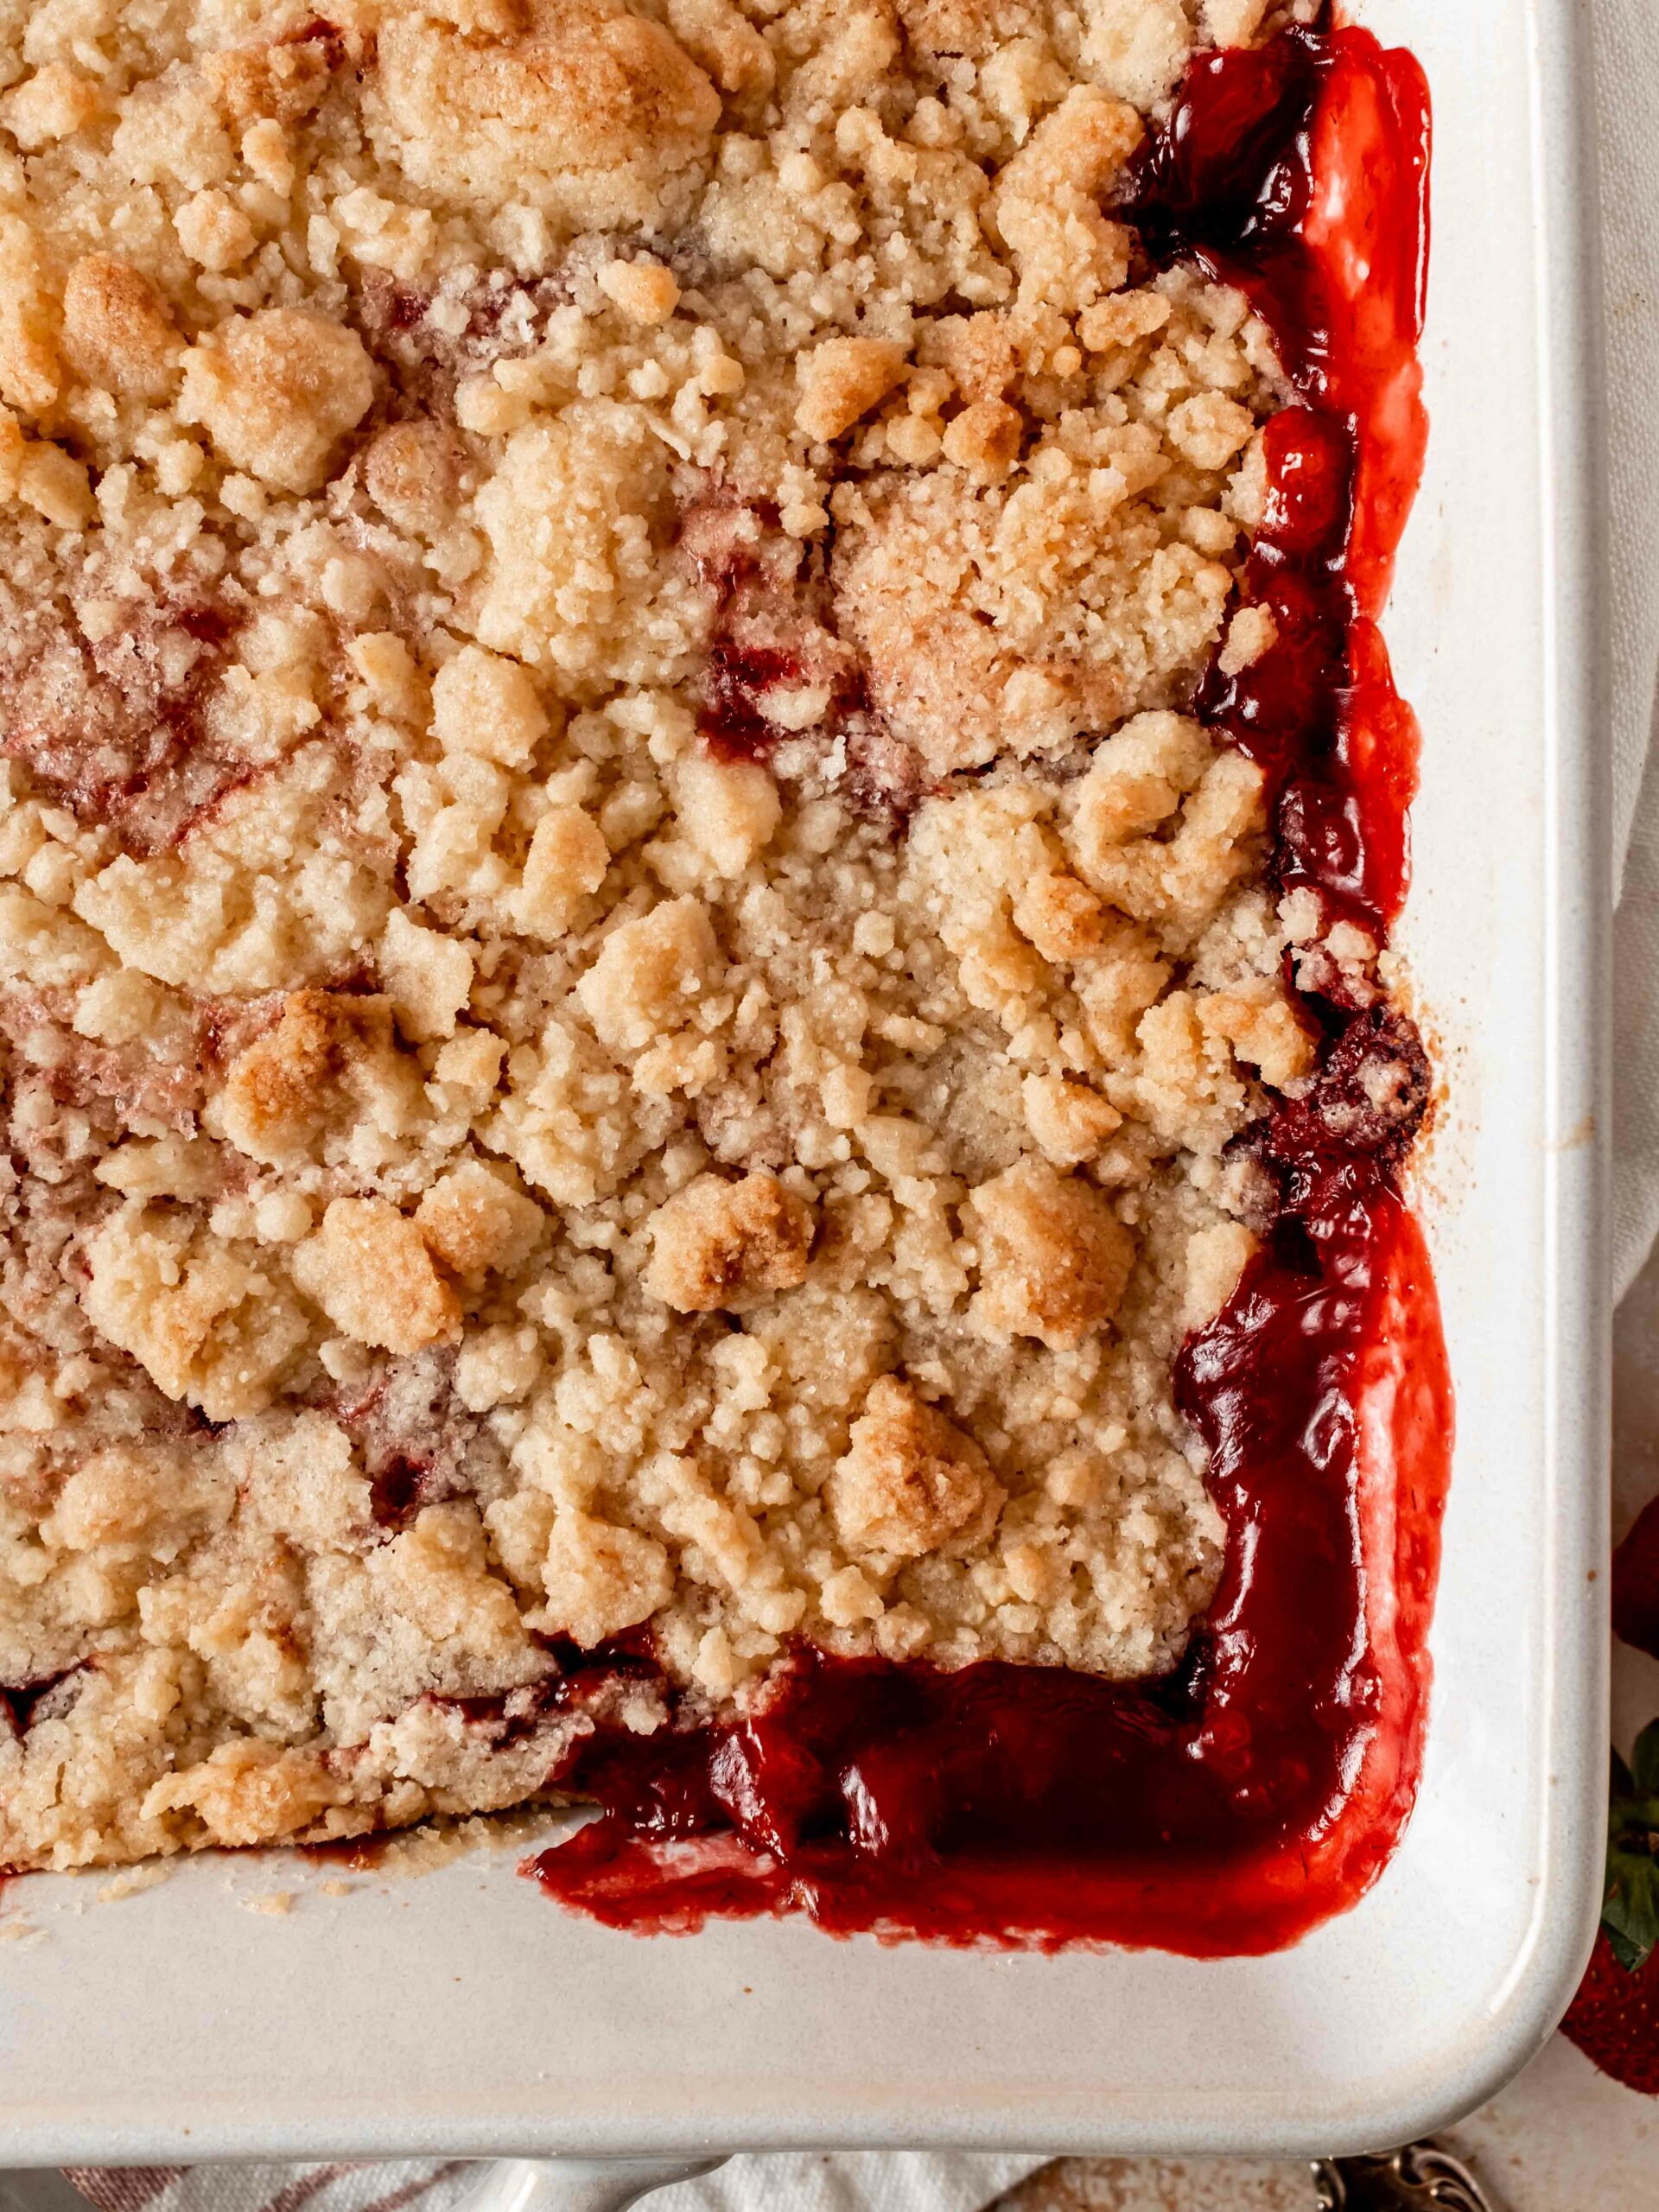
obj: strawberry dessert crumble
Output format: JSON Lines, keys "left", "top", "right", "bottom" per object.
{"left": 0, "top": 0, "right": 1443, "bottom": 1936}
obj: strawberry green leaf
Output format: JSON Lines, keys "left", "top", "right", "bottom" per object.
{"left": 1604, "top": 1846, "right": 1659, "bottom": 1974}
{"left": 1606, "top": 1923, "right": 1647, "bottom": 1974}
{"left": 1600, "top": 1729, "right": 1659, "bottom": 1973}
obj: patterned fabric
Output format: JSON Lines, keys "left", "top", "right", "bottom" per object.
{"left": 60, "top": 2155, "right": 1046, "bottom": 2212}
{"left": 61, "top": 2168, "right": 476, "bottom": 2212}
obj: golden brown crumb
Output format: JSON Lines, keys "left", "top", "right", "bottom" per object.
{"left": 830, "top": 1377, "right": 1006, "bottom": 1560}
{"left": 81, "top": 1210, "right": 311, "bottom": 1421}
{"left": 219, "top": 994, "right": 423, "bottom": 1166}
{"left": 201, "top": 35, "right": 341, "bottom": 129}
{"left": 364, "top": 421, "right": 462, "bottom": 535}
{"left": 371, "top": 0, "right": 721, "bottom": 232}
{"left": 644, "top": 1171, "right": 815, "bottom": 1312}
{"left": 992, "top": 90, "right": 1143, "bottom": 312}
{"left": 0, "top": 0, "right": 1327, "bottom": 1875}
{"left": 180, "top": 309, "right": 375, "bottom": 493}
{"left": 941, "top": 397, "right": 1025, "bottom": 483}
{"left": 796, "top": 337, "right": 910, "bottom": 442}
{"left": 60, "top": 257, "right": 182, "bottom": 403}
{"left": 291, "top": 1198, "right": 463, "bottom": 1354}
{"left": 143, "top": 1741, "right": 347, "bottom": 1851}
{"left": 4, "top": 64, "right": 105, "bottom": 149}
{"left": 968, "top": 1159, "right": 1137, "bottom": 1350}
{"left": 596, "top": 257, "right": 683, "bottom": 326}
{"left": 416, "top": 1160, "right": 546, "bottom": 1281}
{"left": 514, "top": 805, "right": 611, "bottom": 939}
{"left": 539, "top": 1510, "right": 676, "bottom": 1645}
{"left": 576, "top": 898, "right": 722, "bottom": 1051}
{"left": 1022, "top": 1074, "right": 1123, "bottom": 1166}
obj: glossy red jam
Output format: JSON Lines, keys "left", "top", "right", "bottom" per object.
{"left": 527, "top": 21, "right": 1452, "bottom": 1954}
{"left": 1148, "top": 21, "right": 1431, "bottom": 935}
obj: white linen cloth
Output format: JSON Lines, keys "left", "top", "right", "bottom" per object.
{"left": 49, "top": 8, "right": 1658, "bottom": 2212}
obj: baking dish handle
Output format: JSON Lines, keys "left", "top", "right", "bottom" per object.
{"left": 449, "top": 2158, "right": 728, "bottom": 2212}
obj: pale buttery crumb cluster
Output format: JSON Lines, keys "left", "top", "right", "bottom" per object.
{"left": 0, "top": 0, "right": 1343, "bottom": 1874}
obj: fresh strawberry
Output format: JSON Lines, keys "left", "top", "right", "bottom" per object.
{"left": 1613, "top": 1496, "right": 1659, "bottom": 1661}
{"left": 1562, "top": 1720, "right": 1659, "bottom": 2091}
{"left": 1563, "top": 1933, "right": 1659, "bottom": 2091}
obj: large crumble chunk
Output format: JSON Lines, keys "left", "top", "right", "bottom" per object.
{"left": 0, "top": 0, "right": 1329, "bottom": 1872}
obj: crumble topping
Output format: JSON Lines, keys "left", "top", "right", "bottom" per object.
{"left": 0, "top": 0, "right": 1332, "bottom": 1872}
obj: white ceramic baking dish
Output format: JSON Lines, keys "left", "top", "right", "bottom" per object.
{"left": 0, "top": 0, "right": 1609, "bottom": 2165}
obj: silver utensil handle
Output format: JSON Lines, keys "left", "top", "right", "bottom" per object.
{"left": 1313, "top": 2144, "right": 1498, "bottom": 2212}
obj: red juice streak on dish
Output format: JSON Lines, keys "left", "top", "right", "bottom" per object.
{"left": 527, "top": 22, "right": 1452, "bottom": 1952}
{"left": 299, "top": 1834, "right": 393, "bottom": 1871}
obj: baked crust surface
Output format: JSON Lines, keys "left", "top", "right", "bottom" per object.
{"left": 0, "top": 0, "right": 1330, "bottom": 1871}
